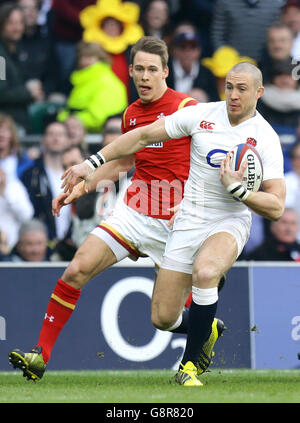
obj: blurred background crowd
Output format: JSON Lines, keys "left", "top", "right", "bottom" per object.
{"left": 1, "top": 0, "right": 300, "bottom": 263}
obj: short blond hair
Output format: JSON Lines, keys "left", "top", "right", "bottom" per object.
{"left": 0, "top": 113, "right": 20, "bottom": 153}
{"left": 228, "top": 62, "right": 263, "bottom": 88}
{"left": 76, "top": 41, "right": 111, "bottom": 64}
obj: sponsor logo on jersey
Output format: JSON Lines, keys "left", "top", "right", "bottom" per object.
{"left": 146, "top": 142, "right": 163, "bottom": 148}
{"left": 129, "top": 118, "right": 136, "bottom": 126}
{"left": 199, "top": 120, "right": 215, "bottom": 131}
{"left": 157, "top": 112, "right": 165, "bottom": 119}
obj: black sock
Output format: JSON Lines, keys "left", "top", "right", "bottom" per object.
{"left": 169, "top": 308, "right": 213, "bottom": 342}
{"left": 169, "top": 309, "right": 189, "bottom": 334}
{"left": 181, "top": 300, "right": 218, "bottom": 366}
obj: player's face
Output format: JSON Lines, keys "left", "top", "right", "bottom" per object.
{"left": 129, "top": 51, "right": 169, "bottom": 103}
{"left": 225, "top": 71, "right": 264, "bottom": 126}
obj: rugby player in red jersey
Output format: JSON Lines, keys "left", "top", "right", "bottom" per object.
{"left": 9, "top": 36, "right": 225, "bottom": 382}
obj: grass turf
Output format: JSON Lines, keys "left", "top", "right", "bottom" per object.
{"left": 0, "top": 369, "right": 300, "bottom": 404}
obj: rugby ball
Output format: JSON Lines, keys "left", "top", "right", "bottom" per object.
{"left": 230, "top": 143, "right": 263, "bottom": 192}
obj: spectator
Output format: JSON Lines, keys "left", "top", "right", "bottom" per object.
{"left": 57, "top": 41, "right": 128, "bottom": 133}
{"left": 0, "top": 229, "right": 9, "bottom": 260}
{"left": 21, "top": 122, "right": 71, "bottom": 241}
{"left": 36, "top": 0, "right": 52, "bottom": 34}
{"left": 0, "top": 113, "right": 33, "bottom": 180}
{"left": 245, "top": 208, "right": 300, "bottom": 261}
{"left": 281, "top": 0, "right": 300, "bottom": 60}
{"left": 17, "top": 0, "right": 59, "bottom": 98}
{"left": 210, "top": 0, "right": 283, "bottom": 63}
{"left": 170, "top": 0, "right": 216, "bottom": 57}
{"left": 139, "top": 0, "right": 171, "bottom": 40}
{"left": 102, "top": 113, "right": 123, "bottom": 133}
{"left": 0, "top": 2, "right": 44, "bottom": 131}
{"left": 256, "top": 61, "right": 300, "bottom": 172}
{"left": 64, "top": 115, "right": 88, "bottom": 154}
{"left": 0, "top": 166, "right": 34, "bottom": 250}
{"left": 6, "top": 219, "right": 52, "bottom": 262}
{"left": 257, "top": 61, "right": 300, "bottom": 128}
{"left": 51, "top": 0, "right": 96, "bottom": 94}
{"left": 259, "top": 23, "right": 295, "bottom": 84}
{"left": 167, "top": 26, "right": 219, "bottom": 101}
{"left": 285, "top": 142, "right": 300, "bottom": 241}
{"left": 202, "top": 46, "right": 256, "bottom": 100}
{"left": 79, "top": 0, "right": 144, "bottom": 102}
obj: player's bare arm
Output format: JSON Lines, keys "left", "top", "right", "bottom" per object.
{"left": 53, "top": 156, "right": 135, "bottom": 216}
{"left": 61, "top": 118, "right": 169, "bottom": 192}
{"left": 220, "top": 153, "right": 285, "bottom": 221}
{"left": 242, "top": 179, "right": 286, "bottom": 221}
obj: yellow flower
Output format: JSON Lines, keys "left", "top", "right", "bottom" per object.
{"left": 80, "top": 0, "right": 144, "bottom": 54}
{"left": 202, "top": 46, "right": 257, "bottom": 78}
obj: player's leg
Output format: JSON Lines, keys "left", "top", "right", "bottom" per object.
{"left": 151, "top": 268, "right": 205, "bottom": 386}
{"left": 8, "top": 234, "right": 119, "bottom": 381}
{"left": 151, "top": 268, "right": 192, "bottom": 330}
{"left": 179, "top": 232, "right": 237, "bottom": 379}
{"left": 36, "top": 234, "right": 118, "bottom": 361}
{"left": 150, "top": 222, "right": 227, "bottom": 380}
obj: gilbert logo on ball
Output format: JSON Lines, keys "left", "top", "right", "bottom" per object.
{"left": 230, "top": 143, "right": 263, "bottom": 192}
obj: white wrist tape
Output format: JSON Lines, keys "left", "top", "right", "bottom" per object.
{"left": 85, "top": 152, "right": 106, "bottom": 170}
{"left": 226, "top": 182, "right": 250, "bottom": 201}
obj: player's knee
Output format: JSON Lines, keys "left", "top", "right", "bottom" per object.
{"left": 193, "top": 265, "right": 220, "bottom": 288}
{"left": 151, "top": 309, "right": 174, "bottom": 330}
{"left": 62, "top": 255, "right": 92, "bottom": 289}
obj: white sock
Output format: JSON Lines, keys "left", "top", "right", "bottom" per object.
{"left": 192, "top": 286, "right": 218, "bottom": 305}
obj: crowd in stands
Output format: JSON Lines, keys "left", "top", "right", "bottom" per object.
{"left": 1, "top": 0, "right": 300, "bottom": 263}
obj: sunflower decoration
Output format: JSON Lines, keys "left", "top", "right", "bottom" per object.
{"left": 79, "top": 0, "right": 144, "bottom": 55}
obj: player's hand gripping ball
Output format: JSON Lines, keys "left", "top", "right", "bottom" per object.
{"left": 230, "top": 143, "right": 263, "bottom": 192}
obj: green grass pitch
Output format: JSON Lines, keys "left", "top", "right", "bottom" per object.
{"left": 0, "top": 369, "right": 300, "bottom": 403}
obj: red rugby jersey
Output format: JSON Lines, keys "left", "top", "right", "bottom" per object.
{"left": 121, "top": 88, "right": 198, "bottom": 219}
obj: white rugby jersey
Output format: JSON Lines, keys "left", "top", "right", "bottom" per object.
{"left": 164, "top": 101, "right": 284, "bottom": 227}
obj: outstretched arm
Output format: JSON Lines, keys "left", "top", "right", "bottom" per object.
{"left": 52, "top": 155, "right": 134, "bottom": 216}
{"left": 61, "top": 118, "right": 169, "bottom": 192}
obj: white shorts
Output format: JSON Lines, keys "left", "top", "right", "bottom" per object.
{"left": 161, "top": 214, "right": 251, "bottom": 274}
{"left": 91, "top": 200, "right": 171, "bottom": 266}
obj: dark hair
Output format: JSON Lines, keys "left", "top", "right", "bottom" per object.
{"left": 62, "top": 144, "right": 86, "bottom": 159}
{"left": 130, "top": 36, "right": 169, "bottom": 68}
{"left": 271, "top": 60, "right": 296, "bottom": 78}
{"left": 289, "top": 141, "right": 300, "bottom": 159}
{"left": 0, "top": 2, "right": 23, "bottom": 37}
{"left": 267, "top": 21, "right": 294, "bottom": 37}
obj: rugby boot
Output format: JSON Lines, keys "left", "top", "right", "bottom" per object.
{"left": 196, "top": 318, "right": 226, "bottom": 375}
{"left": 174, "top": 361, "right": 203, "bottom": 386}
{"left": 9, "top": 346, "right": 46, "bottom": 382}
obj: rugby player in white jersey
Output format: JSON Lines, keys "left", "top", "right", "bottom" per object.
{"left": 61, "top": 62, "right": 286, "bottom": 386}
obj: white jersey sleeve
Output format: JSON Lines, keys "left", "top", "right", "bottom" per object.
{"left": 164, "top": 103, "right": 208, "bottom": 139}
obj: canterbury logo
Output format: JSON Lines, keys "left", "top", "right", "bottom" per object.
{"left": 199, "top": 120, "right": 215, "bottom": 131}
